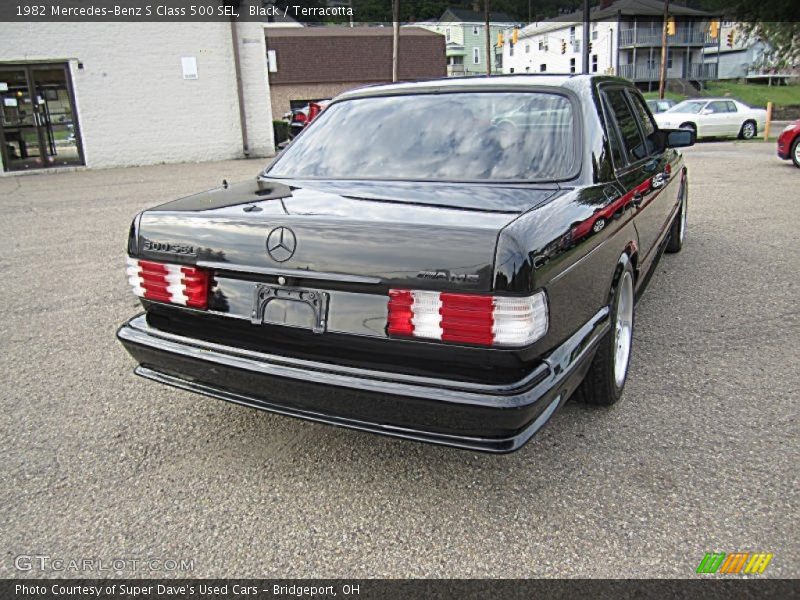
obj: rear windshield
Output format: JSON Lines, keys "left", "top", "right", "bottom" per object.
{"left": 266, "top": 92, "right": 577, "bottom": 182}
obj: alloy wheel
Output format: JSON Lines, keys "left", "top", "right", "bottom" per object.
{"left": 613, "top": 271, "right": 634, "bottom": 388}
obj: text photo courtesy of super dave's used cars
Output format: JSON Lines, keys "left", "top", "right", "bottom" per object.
{"left": 118, "top": 75, "right": 695, "bottom": 453}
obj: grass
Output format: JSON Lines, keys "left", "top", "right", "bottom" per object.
{"left": 644, "top": 81, "right": 800, "bottom": 109}
{"left": 702, "top": 81, "right": 800, "bottom": 108}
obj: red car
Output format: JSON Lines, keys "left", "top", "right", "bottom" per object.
{"left": 777, "top": 119, "right": 800, "bottom": 168}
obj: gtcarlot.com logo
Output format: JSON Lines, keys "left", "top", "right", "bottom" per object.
{"left": 696, "top": 552, "right": 773, "bottom": 575}
{"left": 14, "top": 555, "right": 195, "bottom": 573}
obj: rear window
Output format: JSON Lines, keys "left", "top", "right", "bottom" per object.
{"left": 266, "top": 92, "right": 577, "bottom": 182}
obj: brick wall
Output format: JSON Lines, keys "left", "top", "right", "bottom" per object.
{"left": 0, "top": 22, "right": 274, "bottom": 173}
{"left": 269, "top": 82, "right": 374, "bottom": 119}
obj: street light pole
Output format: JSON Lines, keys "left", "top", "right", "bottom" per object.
{"left": 582, "top": 0, "right": 590, "bottom": 74}
{"left": 658, "top": 0, "right": 670, "bottom": 99}
{"left": 485, "top": 0, "right": 491, "bottom": 75}
{"left": 392, "top": 0, "right": 400, "bottom": 82}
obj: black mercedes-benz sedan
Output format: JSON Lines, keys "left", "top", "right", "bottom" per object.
{"left": 118, "top": 75, "right": 694, "bottom": 453}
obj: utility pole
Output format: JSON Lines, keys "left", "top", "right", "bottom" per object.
{"left": 658, "top": 0, "right": 670, "bottom": 99}
{"left": 392, "top": 0, "right": 400, "bottom": 82}
{"left": 485, "top": 0, "right": 491, "bottom": 75}
{"left": 582, "top": 0, "right": 590, "bottom": 74}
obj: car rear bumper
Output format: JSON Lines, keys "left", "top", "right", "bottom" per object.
{"left": 117, "top": 308, "right": 609, "bottom": 453}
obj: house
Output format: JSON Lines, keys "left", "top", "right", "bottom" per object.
{"left": 703, "top": 22, "right": 797, "bottom": 83}
{"left": 264, "top": 27, "right": 446, "bottom": 118}
{"left": 502, "top": 0, "right": 719, "bottom": 89}
{"left": 0, "top": 23, "right": 274, "bottom": 174}
{"left": 415, "top": 7, "right": 519, "bottom": 76}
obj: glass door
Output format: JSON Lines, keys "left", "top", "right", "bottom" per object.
{"left": 30, "top": 64, "right": 84, "bottom": 168}
{"left": 0, "top": 66, "right": 46, "bottom": 171}
{"left": 0, "top": 63, "right": 84, "bottom": 171}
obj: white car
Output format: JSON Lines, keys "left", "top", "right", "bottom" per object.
{"left": 653, "top": 98, "right": 767, "bottom": 140}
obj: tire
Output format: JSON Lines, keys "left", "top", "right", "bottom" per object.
{"left": 791, "top": 137, "right": 800, "bottom": 168}
{"left": 666, "top": 178, "right": 687, "bottom": 253}
{"left": 573, "top": 256, "right": 635, "bottom": 406}
{"left": 739, "top": 120, "right": 757, "bottom": 140}
{"left": 592, "top": 217, "right": 606, "bottom": 234}
{"left": 680, "top": 122, "right": 697, "bottom": 139}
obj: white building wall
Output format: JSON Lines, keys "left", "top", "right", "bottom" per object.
{"left": 0, "top": 22, "right": 274, "bottom": 172}
{"left": 503, "top": 21, "right": 618, "bottom": 75}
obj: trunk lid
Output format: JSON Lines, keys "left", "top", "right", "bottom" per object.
{"left": 136, "top": 178, "right": 557, "bottom": 292}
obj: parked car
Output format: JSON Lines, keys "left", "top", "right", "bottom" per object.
{"left": 653, "top": 98, "right": 767, "bottom": 140}
{"left": 646, "top": 98, "right": 676, "bottom": 114}
{"left": 118, "top": 75, "right": 693, "bottom": 453}
{"left": 777, "top": 119, "right": 800, "bottom": 168}
{"left": 283, "top": 99, "right": 330, "bottom": 139}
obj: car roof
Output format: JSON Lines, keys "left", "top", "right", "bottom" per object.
{"left": 335, "top": 74, "right": 629, "bottom": 101}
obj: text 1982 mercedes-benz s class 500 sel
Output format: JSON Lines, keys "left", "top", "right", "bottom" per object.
{"left": 118, "top": 75, "right": 694, "bottom": 453}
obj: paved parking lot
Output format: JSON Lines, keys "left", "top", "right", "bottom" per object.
{"left": 1, "top": 141, "right": 797, "bottom": 578}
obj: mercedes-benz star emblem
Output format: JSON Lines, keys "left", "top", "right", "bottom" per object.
{"left": 266, "top": 226, "right": 297, "bottom": 263}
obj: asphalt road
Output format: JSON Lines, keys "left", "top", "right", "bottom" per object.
{"left": 1, "top": 141, "right": 797, "bottom": 579}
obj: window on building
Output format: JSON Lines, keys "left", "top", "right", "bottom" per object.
{"left": 473, "top": 25, "right": 479, "bottom": 35}
{"left": 445, "top": 28, "right": 451, "bottom": 42}
{"left": 473, "top": 47, "right": 480, "bottom": 64}
{"left": 667, "top": 49, "right": 673, "bottom": 69}
{"left": 570, "top": 58, "right": 576, "bottom": 73}
{"left": 592, "top": 28, "right": 598, "bottom": 40}
{"left": 540, "top": 63, "right": 547, "bottom": 72}
{"left": 569, "top": 26, "right": 576, "bottom": 41}
{"left": 591, "top": 54, "right": 598, "bottom": 72}
{"left": 525, "top": 44, "right": 530, "bottom": 53}
{"left": 510, "top": 46, "right": 514, "bottom": 57}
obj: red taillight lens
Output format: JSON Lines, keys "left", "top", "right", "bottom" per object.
{"left": 387, "top": 289, "right": 415, "bottom": 336}
{"left": 387, "top": 289, "right": 548, "bottom": 347}
{"left": 127, "top": 258, "right": 210, "bottom": 310}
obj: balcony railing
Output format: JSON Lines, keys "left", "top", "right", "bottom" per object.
{"left": 619, "top": 27, "right": 717, "bottom": 47}
{"left": 447, "top": 64, "right": 466, "bottom": 76}
{"left": 618, "top": 62, "right": 717, "bottom": 81}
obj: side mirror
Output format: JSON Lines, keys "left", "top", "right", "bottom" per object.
{"left": 700, "top": 108, "right": 712, "bottom": 115}
{"left": 661, "top": 128, "right": 695, "bottom": 149}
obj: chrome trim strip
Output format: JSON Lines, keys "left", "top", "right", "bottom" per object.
{"left": 196, "top": 261, "right": 383, "bottom": 284}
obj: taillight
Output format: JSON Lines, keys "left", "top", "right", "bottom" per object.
{"left": 126, "top": 257, "right": 210, "bottom": 310}
{"left": 387, "top": 289, "right": 548, "bottom": 347}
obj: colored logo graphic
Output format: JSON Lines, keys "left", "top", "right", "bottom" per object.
{"left": 696, "top": 552, "right": 773, "bottom": 574}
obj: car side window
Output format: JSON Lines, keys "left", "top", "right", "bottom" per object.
{"left": 725, "top": 101, "right": 738, "bottom": 113}
{"left": 708, "top": 101, "right": 727, "bottom": 114}
{"left": 604, "top": 89, "right": 647, "bottom": 163}
{"left": 627, "top": 92, "right": 660, "bottom": 155}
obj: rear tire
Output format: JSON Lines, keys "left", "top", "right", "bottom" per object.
{"left": 739, "top": 120, "right": 757, "bottom": 140}
{"left": 573, "top": 256, "right": 635, "bottom": 406}
{"left": 666, "top": 179, "right": 687, "bottom": 253}
{"left": 680, "top": 122, "right": 697, "bottom": 139}
{"left": 791, "top": 138, "right": 800, "bottom": 168}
